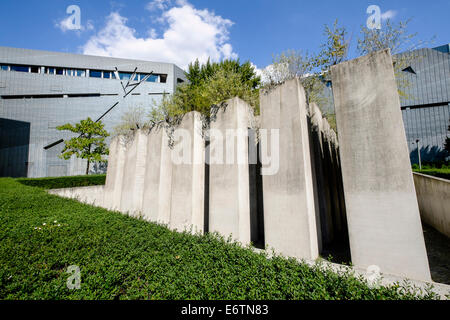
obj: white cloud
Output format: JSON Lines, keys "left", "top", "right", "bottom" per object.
{"left": 381, "top": 10, "right": 397, "bottom": 20}
{"left": 83, "top": 1, "right": 237, "bottom": 69}
{"left": 55, "top": 16, "right": 94, "bottom": 33}
{"left": 146, "top": 0, "right": 171, "bottom": 11}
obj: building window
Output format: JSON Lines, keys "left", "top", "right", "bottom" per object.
{"left": 75, "top": 69, "right": 86, "bottom": 77}
{"left": 55, "top": 68, "right": 64, "bottom": 75}
{"left": 90, "top": 70, "right": 102, "bottom": 78}
{"left": 10, "top": 65, "right": 29, "bottom": 73}
{"left": 103, "top": 71, "right": 111, "bottom": 79}
{"left": 144, "top": 74, "right": 158, "bottom": 82}
{"left": 159, "top": 74, "right": 167, "bottom": 83}
{"left": 30, "top": 66, "right": 40, "bottom": 74}
{"left": 1, "top": 65, "right": 9, "bottom": 71}
{"left": 45, "top": 67, "right": 55, "bottom": 75}
{"left": 177, "top": 78, "right": 184, "bottom": 84}
{"left": 119, "top": 72, "right": 132, "bottom": 80}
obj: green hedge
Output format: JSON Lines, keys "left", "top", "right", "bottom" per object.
{"left": 413, "top": 168, "right": 450, "bottom": 180}
{"left": 17, "top": 174, "right": 106, "bottom": 190}
{"left": 0, "top": 178, "right": 439, "bottom": 300}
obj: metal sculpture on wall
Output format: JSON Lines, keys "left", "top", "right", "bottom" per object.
{"left": 43, "top": 67, "right": 154, "bottom": 150}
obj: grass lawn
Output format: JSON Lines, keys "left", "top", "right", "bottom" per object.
{"left": 0, "top": 177, "right": 440, "bottom": 300}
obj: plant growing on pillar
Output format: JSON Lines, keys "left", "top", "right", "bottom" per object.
{"left": 57, "top": 118, "right": 109, "bottom": 175}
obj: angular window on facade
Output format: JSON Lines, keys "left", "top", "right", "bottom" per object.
{"left": 159, "top": 74, "right": 167, "bottom": 83}
{"left": 145, "top": 74, "right": 158, "bottom": 82}
{"left": 119, "top": 72, "right": 132, "bottom": 80}
{"left": 45, "top": 67, "right": 55, "bottom": 74}
{"left": 10, "top": 65, "right": 29, "bottom": 73}
{"left": 90, "top": 70, "right": 102, "bottom": 78}
{"left": 30, "top": 66, "right": 40, "bottom": 73}
{"left": 75, "top": 69, "right": 86, "bottom": 77}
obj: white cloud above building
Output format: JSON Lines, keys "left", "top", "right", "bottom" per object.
{"left": 81, "top": 1, "right": 238, "bottom": 69}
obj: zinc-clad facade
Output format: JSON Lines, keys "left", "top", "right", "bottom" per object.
{"left": 0, "top": 46, "right": 186, "bottom": 177}
{"left": 398, "top": 44, "right": 450, "bottom": 163}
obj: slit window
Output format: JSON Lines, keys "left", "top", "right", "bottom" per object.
{"left": 11, "top": 65, "right": 29, "bottom": 73}
{"left": 145, "top": 74, "right": 158, "bottom": 82}
{"left": 45, "top": 67, "right": 55, "bottom": 74}
{"left": 90, "top": 70, "right": 102, "bottom": 78}
{"left": 119, "top": 72, "right": 132, "bottom": 80}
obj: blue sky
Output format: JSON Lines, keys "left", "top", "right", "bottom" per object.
{"left": 0, "top": 0, "right": 448, "bottom": 70}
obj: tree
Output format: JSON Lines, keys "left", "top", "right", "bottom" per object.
{"left": 445, "top": 121, "right": 450, "bottom": 153}
{"left": 149, "top": 58, "right": 261, "bottom": 124}
{"left": 357, "top": 18, "right": 433, "bottom": 99}
{"left": 262, "top": 19, "right": 349, "bottom": 131}
{"left": 57, "top": 118, "right": 109, "bottom": 175}
{"left": 113, "top": 106, "right": 148, "bottom": 137}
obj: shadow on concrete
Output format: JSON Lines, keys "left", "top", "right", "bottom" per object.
{"left": 422, "top": 223, "right": 450, "bottom": 284}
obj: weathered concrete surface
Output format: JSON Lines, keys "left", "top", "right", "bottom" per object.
{"left": 103, "top": 136, "right": 126, "bottom": 211}
{"left": 141, "top": 126, "right": 173, "bottom": 224}
{"left": 331, "top": 49, "right": 431, "bottom": 281}
{"left": 49, "top": 185, "right": 105, "bottom": 207}
{"left": 120, "top": 130, "right": 148, "bottom": 216}
{"left": 209, "top": 97, "right": 252, "bottom": 245}
{"left": 260, "top": 78, "right": 319, "bottom": 260}
{"left": 413, "top": 173, "right": 450, "bottom": 238}
{"left": 169, "top": 111, "right": 205, "bottom": 233}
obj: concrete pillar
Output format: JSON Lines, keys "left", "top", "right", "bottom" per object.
{"left": 169, "top": 111, "right": 205, "bottom": 233}
{"left": 260, "top": 78, "right": 319, "bottom": 260}
{"left": 120, "top": 130, "right": 148, "bottom": 216}
{"left": 103, "top": 136, "right": 126, "bottom": 211}
{"left": 141, "top": 125, "right": 173, "bottom": 224}
{"left": 331, "top": 49, "right": 431, "bottom": 281}
{"left": 209, "top": 97, "right": 252, "bottom": 245}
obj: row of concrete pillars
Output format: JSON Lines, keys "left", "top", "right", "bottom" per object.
{"left": 69, "top": 49, "right": 430, "bottom": 281}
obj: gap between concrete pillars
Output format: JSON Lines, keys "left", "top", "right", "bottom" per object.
{"left": 260, "top": 78, "right": 319, "bottom": 260}
{"left": 120, "top": 130, "right": 148, "bottom": 216}
{"left": 208, "top": 97, "right": 252, "bottom": 245}
{"left": 169, "top": 111, "right": 205, "bottom": 233}
{"left": 331, "top": 49, "right": 431, "bottom": 281}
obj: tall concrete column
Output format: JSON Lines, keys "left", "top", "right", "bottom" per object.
{"left": 209, "top": 97, "right": 252, "bottom": 245}
{"left": 103, "top": 136, "right": 126, "bottom": 211}
{"left": 169, "top": 111, "right": 205, "bottom": 233}
{"left": 331, "top": 49, "right": 431, "bottom": 281}
{"left": 120, "top": 130, "right": 148, "bottom": 216}
{"left": 141, "top": 126, "right": 173, "bottom": 224}
{"left": 260, "top": 78, "right": 319, "bottom": 260}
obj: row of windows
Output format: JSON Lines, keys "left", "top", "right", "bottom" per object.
{"left": 0, "top": 64, "right": 167, "bottom": 83}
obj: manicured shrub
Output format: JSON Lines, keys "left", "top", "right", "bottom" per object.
{"left": 0, "top": 178, "right": 440, "bottom": 300}
{"left": 413, "top": 168, "right": 450, "bottom": 180}
{"left": 16, "top": 174, "right": 106, "bottom": 190}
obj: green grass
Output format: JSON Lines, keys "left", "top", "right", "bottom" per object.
{"left": 413, "top": 168, "right": 450, "bottom": 180}
{"left": 17, "top": 174, "right": 106, "bottom": 190}
{"left": 0, "top": 178, "right": 439, "bottom": 300}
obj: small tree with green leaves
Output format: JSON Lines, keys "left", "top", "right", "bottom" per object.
{"left": 57, "top": 118, "right": 109, "bottom": 175}
{"left": 445, "top": 121, "right": 450, "bottom": 153}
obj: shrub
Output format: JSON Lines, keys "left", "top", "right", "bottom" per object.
{"left": 0, "top": 178, "right": 440, "bottom": 300}
{"left": 17, "top": 174, "right": 106, "bottom": 190}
